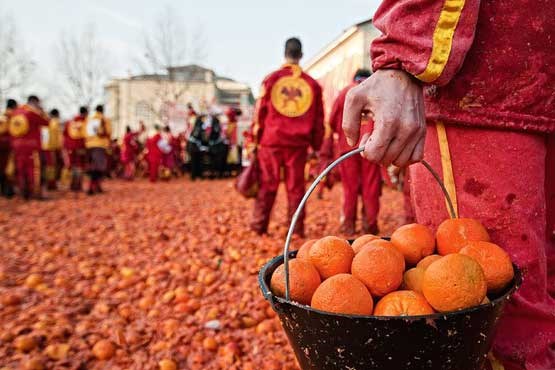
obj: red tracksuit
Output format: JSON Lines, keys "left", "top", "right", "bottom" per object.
{"left": 9, "top": 105, "right": 49, "bottom": 198}
{"left": 63, "top": 116, "right": 87, "bottom": 191}
{"left": 251, "top": 63, "right": 325, "bottom": 235}
{"left": 146, "top": 133, "right": 162, "bottom": 182}
{"left": 371, "top": 0, "right": 554, "bottom": 368}
{"left": 329, "top": 83, "right": 382, "bottom": 234}
{"left": 121, "top": 131, "right": 139, "bottom": 180}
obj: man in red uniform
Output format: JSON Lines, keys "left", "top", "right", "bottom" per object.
{"left": 329, "top": 69, "right": 381, "bottom": 235}
{"left": 9, "top": 96, "right": 49, "bottom": 199}
{"left": 121, "top": 124, "right": 144, "bottom": 180}
{"left": 63, "top": 107, "right": 87, "bottom": 192}
{"left": 342, "top": 1, "right": 554, "bottom": 368}
{"left": 251, "top": 38, "right": 325, "bottom": 236}
{"left": 146, "top": 125, "right": 163, "bottom": 182}
{"left": 0, "top": 99, "right": 17, "bottom": 197}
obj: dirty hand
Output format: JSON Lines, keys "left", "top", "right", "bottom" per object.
{"left": 342, "top": 69, "right": 426, "bottom": 167}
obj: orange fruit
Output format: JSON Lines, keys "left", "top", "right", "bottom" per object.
{"left": 270, "top": 258, "right": 321, "bottom": 305}
{"left": 402, "top": 267, "right": 425, "bottom": 293}
{"left": 296, "top": 239, "right": 317, "bottom": 260}
{"left": 460, "top": 241, "right": 514, "bottom": 293}
{"left": 351, "top": 234, "right": 380, "bottom": 254}
{"left": 436, "top": 218, "right": 490, "bottom": 255}
{"left": 309, "top": 236, "right": 354, "bottom": 279}
{"left": 351, "top": 243, "right": 405, "bottom": 297}
{"left": 311, "top": 274, "right": 373, "bottom": 315}
{"left": 416, "top": 254, "right": 442, "bottom": 271}
{"left": 391, "top": 223, "right": 435, "bottom": 265}
{"left": 358, "top": 238, "right": 396, "bottom": 253}
{"left": 374, "top": 290, "right": 435, "bottom": 316}
{"left": 422, "top": 254, "right": 487, "bottom": 312}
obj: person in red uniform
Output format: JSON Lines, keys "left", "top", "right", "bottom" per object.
{"left": 145, "top": 125, "right": 163, "bottom": 182}
{"left": 250, "top": 38, "right": 325, "bottom": 236}
{"left": 329, "top": 69, "right": 381, "bottom": 235}
{"left": 63, "top": 107, "right": 88, "bottom": 192}
{"left": 342, "top": 1, "right": 554, "bottom": 368}
{"left": 0, "top": 99, "right": 17, "bottom": 197}
{"left": 121, "top": 124, "right": 144, "bottom": 180}
{"left": 8, "top": 96, "right": 49, "bottom": 199}
{"left": 42, "top": 109, "right": 62, "bottom": 190}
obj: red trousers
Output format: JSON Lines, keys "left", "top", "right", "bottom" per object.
{"left": 251, "top": 146, "right": 307, "bottom": 235}
{"left": 338, "top": 154, "right": 381, "bottom": 230}
{"left": 148, "top": 158, "right": 160, "bottom": 182}
{"left": 66, "top": 149, "right": 86, "bottom": 191}
{"left": 14, "top": 149, "right": 41, "bottom": 198}
{"left": 409, "top": 123, "right": 555, "bottom": 370}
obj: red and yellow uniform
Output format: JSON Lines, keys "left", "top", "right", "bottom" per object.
{"left": 63, "top": 115, "right": 87, "bottom": 191}
{"left": 371, "top": 0, "right": 554, "bottom": 368}
{"left": 84, "top": 111, "right": 112, "bottom": 193}
{"left": 0, "top": 108, "right": 14, "bottom": 196}
{"left": 329, "top": 83, "right": 381, "bottom": 234}
{"left": 8, "top": 105, "right": 49, "bottom": 198}
{"left": 251, "top": 64, "right": 324, "bottom": 235}
{"left": 41, "top": 117, "right": 62, "bottom": 190}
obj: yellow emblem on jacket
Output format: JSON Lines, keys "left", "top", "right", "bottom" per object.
{"left": 9, "top": 114, "right": 29, "bottom": 137}
{"left": 270, "top": 75, "right": 313, "bottom": 118}
{"left": 68, "top": 121, "right": 84, "bottom": 140}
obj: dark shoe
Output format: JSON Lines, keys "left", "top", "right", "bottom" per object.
{"left": 87, "top": 189, "right": 94, "bottom": 196}
{"left": 362, "top": 222, "right": 379, "bottom": 235}
{"left": 339, "top": 222, "right": 356, "bottom": 236}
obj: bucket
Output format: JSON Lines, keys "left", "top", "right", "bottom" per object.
{"left": 258, "top": 148, "right": 522, "bottom": 370}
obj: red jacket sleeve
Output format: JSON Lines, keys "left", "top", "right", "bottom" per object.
{"left": 371, "top": 0, "right": 481, "bottom": 86}
{"left": 311, "top": 83, "right": 325, "bottom": 151}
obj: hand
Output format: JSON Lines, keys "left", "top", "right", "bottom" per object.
{"left": 342, "top": 69, "right": 426, "bottom": 167}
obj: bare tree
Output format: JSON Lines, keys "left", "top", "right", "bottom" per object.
{"left": 55, "top": 25, "right": 111, "bottom": 108}
{"left": 136, "top": 5, "right": 208, "bottom": 125}
{"left": 0, "top": 13, "right": 35, "bottom": 103}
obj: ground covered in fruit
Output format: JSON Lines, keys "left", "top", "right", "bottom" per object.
{"left": 0, "top": 179, "right": 405, "bottom": 370}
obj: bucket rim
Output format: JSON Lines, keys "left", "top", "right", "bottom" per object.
{"left": 259, "top": 252, "right": 522, "bottom": 321}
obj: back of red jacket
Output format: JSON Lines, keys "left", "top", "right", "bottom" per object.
{"left": 63, "top": 115, "right": 86, "bottom": 151}
{"left": 254, "top": 64, "right": 324, "bottom": 150}
{"left": 9, "top": 105, "right": 49, "bottom": 152}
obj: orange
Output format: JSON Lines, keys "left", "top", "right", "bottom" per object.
{"left": 309, "top": 236, "right": 354, "bottom": 279}
{"left": 460, "top": 241, "right": 514, "bottom": 293}
{"left": 422, "top": 254, "right": 487, "bottom": 312}
{"left": 351, "top": 234, "right": 380, "bottom": 254}
{"left": 358, "top": 238, "right": 396, "bottom": 253}
{"left": 402, "top": 267, "right": 425, "bottom": 294}
{"left": 311, "top": 274, "right": 373, "bottom": 315}
{"left": 374, "top": 290, "right": 435, "bottom": 316}
{"left": 296, "top": 239, "right": 317, "bottom": 260}
{"left": 270, "top": 258, "right": 321, "bottom": 305}
{"left": 391, "top": 223, "right": 435, "bottom": 265}
{"left": 351, "top": 243, "right": 405, "bottom": 297}
{"left": 416, "top": 254, "right": 442, "bottom": 271}
{"left": 436, "top": 218, "right": 490, "bottom": 255}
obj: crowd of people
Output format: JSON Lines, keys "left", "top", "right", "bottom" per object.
{"left": 0, "top": 96, "right": 244, "bottom": 200}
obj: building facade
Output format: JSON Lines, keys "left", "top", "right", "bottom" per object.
{"left": 105, "top": 65, "right": 254, "bottom": 138}
{"left": 304, "top": 19, "right": 380, "bottom": 115}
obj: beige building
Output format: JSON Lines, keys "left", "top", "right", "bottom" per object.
{"left": 105, "top": 65, "right": 254, "bottom": 138}
{"left": 305, "top": 18, "right": 380, "bottom": 113}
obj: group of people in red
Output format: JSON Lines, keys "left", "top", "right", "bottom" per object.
{"left": 0, "top": 96, "right": 113, "bottom": 199}
{"left": 249, "top": 0, "right": 554, "bottom": 362}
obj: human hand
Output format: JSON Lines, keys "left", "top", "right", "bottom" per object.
{"left": 342, "top": 69, "right": 426, "bottom": 167}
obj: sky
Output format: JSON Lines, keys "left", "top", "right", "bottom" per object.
{"left": 0, "top": 0, "right": 381, "bottom": 106}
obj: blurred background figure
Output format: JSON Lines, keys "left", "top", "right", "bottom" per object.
{"left": 224, "top": 107, "right": 243, "bottom": 174}
{"left": 187, "top": 114, "right": 210, "bottom": 180}
{"left": 207, "top": 113, "right": 227, "bottom": 178}
{"left": 9, "top": 96, "right": 49, "bottom": 200}
{"left": 329, "top": 69, "right": 381, "bottom": 235}
{"left": 63, "top": 107, "right": 87, "bottom": 192}
{"left": 121, "top": 124, "right": 144, "bottom": 180}
{"left": 41, "top": 108, "right": 62, "bottom": 191}
{"left": 159, "top": 126, "right": 174, "bottom": 180}
{"left": 85, "top": 105, "right": 112, "bottom": 195}
{"left": 146, "top": 125, "right": 163, "bottom": 182}
{"left": 0, "top": 99, "right": 17, "bottom": 198}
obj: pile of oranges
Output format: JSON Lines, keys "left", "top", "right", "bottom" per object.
{"left": 270, "top": 218, "right": 515, "bottom": 316}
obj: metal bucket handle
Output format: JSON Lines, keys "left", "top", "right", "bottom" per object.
{"left": 283, "top": 147, "right": 456, "bottom": 301}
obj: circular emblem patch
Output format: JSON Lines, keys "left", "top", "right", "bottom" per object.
{"left": 68, "top": 121, "right": 83, "bottom": 139}
{"left": 9, "top": 114, "right": 29, "bottom": 137}
{"left": 271, "top": 76, "right": 313, "bottom": 118}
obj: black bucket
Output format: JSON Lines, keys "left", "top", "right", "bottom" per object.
{"left": 258, "top": 149, "right": 522, "bottom": 370}
{"left": 259, "top": 251, "right": 521, "bottom": 370}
